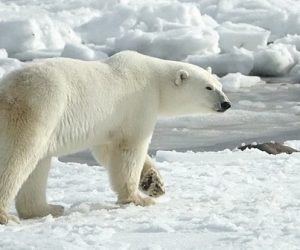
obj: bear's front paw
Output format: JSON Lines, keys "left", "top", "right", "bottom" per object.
{"left": 140, "top": 168, "right": 165, "bottom": 198}
{"left": 118, "top": 194, "right": 155, "bottom": 207}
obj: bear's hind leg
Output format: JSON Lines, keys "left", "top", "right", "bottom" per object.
{"left": 108, "top": 139, "right": 154, "bottom": 206}
{"left": 0, "top": 153, "right": 42, "bottom": 224}
{"left": 15, "top": 157, "right": 64, "bottom": 219}
{"left": 0, "top": 112, "right": 59, "bottom": 224}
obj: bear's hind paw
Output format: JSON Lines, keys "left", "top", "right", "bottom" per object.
{"left": 119, "top": 194, "right": 155, "bottom": 207}
{"left": 0, "top": 211, "right": 8, "bottom": 225}
{"left": 18, "top": 204, "right": 64, "bottom": 220}
{"left": 48, "top": 204, "right": 64, "bottom": 217}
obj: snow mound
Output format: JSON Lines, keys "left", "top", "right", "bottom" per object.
{"left": 1, "top": 0, "right": 300, "bottom": 78}
{"left": 204, "top": 0, "right": 300, "bottom": 40}
{"left": 77, "top": 5, "right": 136, "bottom": 45}
{"left": 0, "top": 19, "right": 44, "bottom": 54}
{"left": 275, "top": 34, "right": 300, "bottom": 51}
{"left": 220, "top": 73, "right": 265, "bottom": 92}
{"left": 0, "top": 49, "right": 8, "bottom": 59}
{"left": 112, "top": 27, "right": 219, "bottom": 60}
{"left": 77, "top": 2, "right": 219, "bottom": 60}
{"left": 217, "top": 21, "right": 270, "bottom": 52}
{"left": 252, "top": 43, "right": 300, "bottom": 76}
{"left": 0, "top": 58, "right": 22, "bottom": 78}
{"left": 186, "top": 48, "right": 253, "bottom": 76}
{"left": 0, "top": 18, "right": 80, "bottom": 57}
{"left": 61, "top": 43, "right": 107, "bottom": 60}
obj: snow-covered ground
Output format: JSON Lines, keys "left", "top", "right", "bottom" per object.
{"left": 1, "top": 0, "right": 300, "bottom": 249}
{"left": 2, "top": 146, "right": 300, "bottom": 249}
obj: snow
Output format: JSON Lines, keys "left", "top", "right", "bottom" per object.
{"left": 0, "top": 0, "right": 300, "bottom": 77}
{"left": 112, "top": 27, "right": 219, "bottom": 61}
{"left": 186, "top": 48, "right": 254, "bottom": 76}
{"left": 289, "top": 63, "right": 300, "bottom": 82}
{"left": 199, "top": 0, "right": 300, "bottom": 41}
{"left": 0, "top": 49, "right": 8, "bottom": 59}
{"left": 0, "top": 58, "right": 22, "bottom": 78}
{"left": 1, "top": 150, "right": 300, "bottom": 249}
{"left": 0, "top": 18, "right": 80, "bottom": 58}
{"left": 275, "top": 35, "right": 300, "bottom": 51}
{"left": 217, "top": 21, "right": 270, "bottom": 52}
{"left": 252, "top": 43, "right": 300, "bottom": 76}
{"left": 61, "top": 43, "right": 107, "bottom": 60}
{"left": 220, "top": 73, "right": 265, "bottom": 92}
{"left": 76, "top": 5, "right": 136, "bottom": 45}
{"left": 0, "top": 19, "right": 44, "bottom": 54}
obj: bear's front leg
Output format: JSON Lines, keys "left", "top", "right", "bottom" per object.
{"left": 91, "top": 145, "right": 165, "bottom": 198}
{"left": 108, "top": 139, "right": 154, "bottom": 206}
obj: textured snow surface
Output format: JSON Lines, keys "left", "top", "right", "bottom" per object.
{"left": 1, "top": 0, "right": 300, "bottom": 78}
{"left": 1, "top": 150, "right": 300, "bottom": 249}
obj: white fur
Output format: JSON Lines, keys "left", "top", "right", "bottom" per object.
{"left": 0, "top": 51, "right": 230, "bottom": 223}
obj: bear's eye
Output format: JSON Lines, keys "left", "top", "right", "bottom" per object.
{"left": 206, "top": 86, "right": 213, "bottom": 91}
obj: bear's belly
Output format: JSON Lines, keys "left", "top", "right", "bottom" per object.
{"left": 45, "top": 120, "right": 114, "bottom": 157}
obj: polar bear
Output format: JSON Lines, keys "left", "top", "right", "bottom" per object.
{"left": 0, "top": 51, "right": 230, "bottom": 224}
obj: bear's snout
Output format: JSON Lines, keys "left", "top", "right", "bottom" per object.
{"left": 218, "top": 101, "right": 231, "bottom": 112}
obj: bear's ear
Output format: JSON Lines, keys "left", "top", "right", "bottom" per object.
{"left": 175, "top": 69, "right": 189, "bottom": 86}
{"left": 206, "top": 67, "right": 212, "bottom": 74}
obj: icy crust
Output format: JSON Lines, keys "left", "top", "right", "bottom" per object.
{"left": 1, "top": 150, "right": 300, "bottom": 249}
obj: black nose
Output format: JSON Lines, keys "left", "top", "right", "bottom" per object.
{"left": 221, "top": 101, "right": 231, "bottom": 111}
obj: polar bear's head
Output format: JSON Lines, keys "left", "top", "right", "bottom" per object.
{"left": 159, "top": 63, "right": 231, "bottom": 117}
